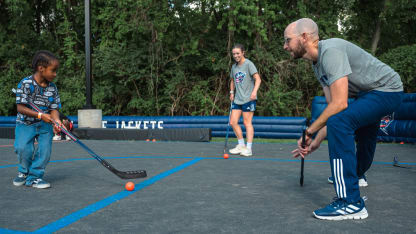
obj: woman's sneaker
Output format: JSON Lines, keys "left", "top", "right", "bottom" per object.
{"left": 240, "top": 148, "right": 253, "bottom": 157}
{"left": 26, "top": 178, "right": 51, "bottom": 189}
{"left": 13, "top": 172, "right": 27, "bottom": 186}
{"left": 328, "top": 175, "right": 368, "bottom": 187}
{"left": 229, "top": 145, "right": 246, "bottom": 154}
{"left": 313, "top": 197, "right": 368, "bottom": 220}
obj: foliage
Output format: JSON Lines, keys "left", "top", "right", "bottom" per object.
{"left": 379, "top": 44, "right": 416, "bottom": 93}
{"left": 0, "top": 0, "right": 415, "bottom": 117}
{"left": 340, "top": 0, "right": 416, "bottom": 55}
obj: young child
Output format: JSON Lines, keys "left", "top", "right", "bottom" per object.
{"left": 13, "top": 50, "right": 62, "bottom": 189}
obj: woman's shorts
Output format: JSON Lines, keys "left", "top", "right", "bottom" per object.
{"left": 232, "top": 100, "right": 256, "bottom": 112}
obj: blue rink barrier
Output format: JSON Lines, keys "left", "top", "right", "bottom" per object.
{"left": 0, "top": 116, "right": 307, "bottom": 139}
{"left": 311, "top": 93, "right": 416, "bottom": 143}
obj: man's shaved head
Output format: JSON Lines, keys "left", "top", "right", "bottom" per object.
{"left": 293, "top": 18, "right": 319, "bottom": 40}
{"left": 283, "top": 18, "right": 320, "bottom": 60}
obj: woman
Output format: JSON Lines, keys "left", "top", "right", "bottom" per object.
{"left": 228, "top": 44, "right": 261, "bottom": 156}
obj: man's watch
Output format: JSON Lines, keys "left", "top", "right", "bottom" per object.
{"left": 230, "top": 90, "right": 234, "bottom": 94}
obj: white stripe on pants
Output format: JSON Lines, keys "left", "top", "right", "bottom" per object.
{"left": 333, "top": 158, "right": 347, "bottom": 198}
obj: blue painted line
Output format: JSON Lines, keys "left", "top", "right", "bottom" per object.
{"left": 1, "top": 155, "right": 415, "bottom": 169}
{"left": 0, "top": 164, "right": 19, "bottom": 169}
{"left": 0, "top": 156, "right": 192, "bottom": 169}
{"left": 31, "top": 157, "right": 203, "bottom": 233}
{"left": 106, "top": 156, "right": 193, "bottom": 159}
{"left": 0, "top": 228, "right": 28, "bottom": 233}
{"left": 209, "top": 157, "right": 330, "bottom": 163}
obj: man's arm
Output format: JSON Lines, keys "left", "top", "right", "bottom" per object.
{"left": 306, "top": 76, "right": 348, "bottom": 136}
{"left": 323, "top": 86, "right": 331, "bottom": 103}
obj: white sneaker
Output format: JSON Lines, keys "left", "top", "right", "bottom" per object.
{"left": 229, "top": 145, "right": 246, "bottom": 154}
{"left": 359, "top": 178, "right": 368, "bottom": 187}
{"left": 53, "top": 135, "right": 61, "bottom": 141}
{"left": 240, "top": 148, "right": 252, "bottom": 157}
{"left": 26, "top": 178, "right": 51, "bottom": 189}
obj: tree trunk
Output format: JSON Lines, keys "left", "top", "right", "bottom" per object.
{"left": 371, "top": 0, "right": 388, "bottom": 55}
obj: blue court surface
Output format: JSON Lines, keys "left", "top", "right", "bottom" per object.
{"left": 0, "top": 138, "right": 415, "bottom": 233}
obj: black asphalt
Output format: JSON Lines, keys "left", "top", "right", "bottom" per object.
{"left": 0, "top": 138, "right": 415, "bottom": 233}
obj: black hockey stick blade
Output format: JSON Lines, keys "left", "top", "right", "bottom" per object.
{"left": 100, "top": 159, "right": 147, "bottom": 179}
{"left": 300, "top": 128, "right": 306, "bottom": 186}
{"left": 76, "top": 139, "right": 147, "bottom": 179}
{"left": 29, "top": 102, "right": 147, "bottom": 179}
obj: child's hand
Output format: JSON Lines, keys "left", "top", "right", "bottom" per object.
{"left": 40, "top": 113, "right": 54, "bottom": 124}
{"left": 62, "top": 119, "right": 70, "bottom": 131}
{"left": 53, "top": 120, "right": 62, "bottom": 134}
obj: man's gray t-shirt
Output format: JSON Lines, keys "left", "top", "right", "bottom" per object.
{"left": 230, "top": 59, "right": 258, "bottom": 104}
{"left": 312, "top": 38, "right": 403, "bottom": 97}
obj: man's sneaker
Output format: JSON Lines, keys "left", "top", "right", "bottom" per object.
{"left": 13, "top": 172, "right": 27, "bottom": 186}
{"left": 26, "top": 178, "right": 51, "bottom": 189}
{"left": 240, "top": 148, "right": 253, "bottom": 157}
{"left": 328, "top": 175, "right": 368, "bottom": 187}
{"left": 229, "top": 145, "right": 246, "bottom": 154}
{"left": 313, "top": 197, "right": 368, "bottom": 220}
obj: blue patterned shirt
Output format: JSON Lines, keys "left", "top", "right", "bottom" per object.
{"left": 15, "top": 75, "right": 61, "bottom": 125}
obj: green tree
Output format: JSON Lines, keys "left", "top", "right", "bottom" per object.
{"left": 0, "top": 0, "right": 414, "bottom": 118}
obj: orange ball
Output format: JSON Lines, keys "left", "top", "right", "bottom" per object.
{"left": 223, "top": 153, "right": 229, "bottom": 159}
{"left": 152, "top": 139, "right": 156, "bottom": 142}
{"left": 125, "top": 182, "right": 135, "bottom": 191}
{"left": 146, "top": 139, "right": 150, "bottom": 142}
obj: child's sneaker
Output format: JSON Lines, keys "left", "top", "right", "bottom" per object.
{"left": 229, "top": 145, "right": 246, "bottom": 154}
{"left": 26, "top": 178, "right": 51, "bottom": 189}
{"left": 240, "top": 148, "right": 253, "bottom": 157}
{"left": 13, "top": 172, "right": 27, "bottom": 186}
{"left": 328, "top": 175, "right": 368, "bottom": 187}
{"left": 313, "top": 197, "right": 368, "bottom": 220}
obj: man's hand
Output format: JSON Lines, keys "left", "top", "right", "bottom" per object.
{"left": 291, "top": 135, "right": 312, "bottom": 158}
{"left": 292, "top": 135, "right": 323, "bottom": 158}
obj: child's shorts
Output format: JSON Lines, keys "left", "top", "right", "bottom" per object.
{"left": 232, "top": 100, "right": 256, "bottom": 112}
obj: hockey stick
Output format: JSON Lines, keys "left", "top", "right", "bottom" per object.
{"left": 223, "top": 102, "right": 233, "bottom": 155}
{"left": 300, "top": 127, "right": 306, "bottom": 186}
{"left": 29, "top": 102, "right": 147, "bottom": 179}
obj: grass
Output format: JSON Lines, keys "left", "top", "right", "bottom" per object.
{"left": 210, "top": 137, "right": 300, "bottom": 144}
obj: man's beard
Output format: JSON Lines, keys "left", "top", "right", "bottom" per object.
{"left": 292, "top": 43, "right": 307, "bottom": 59}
